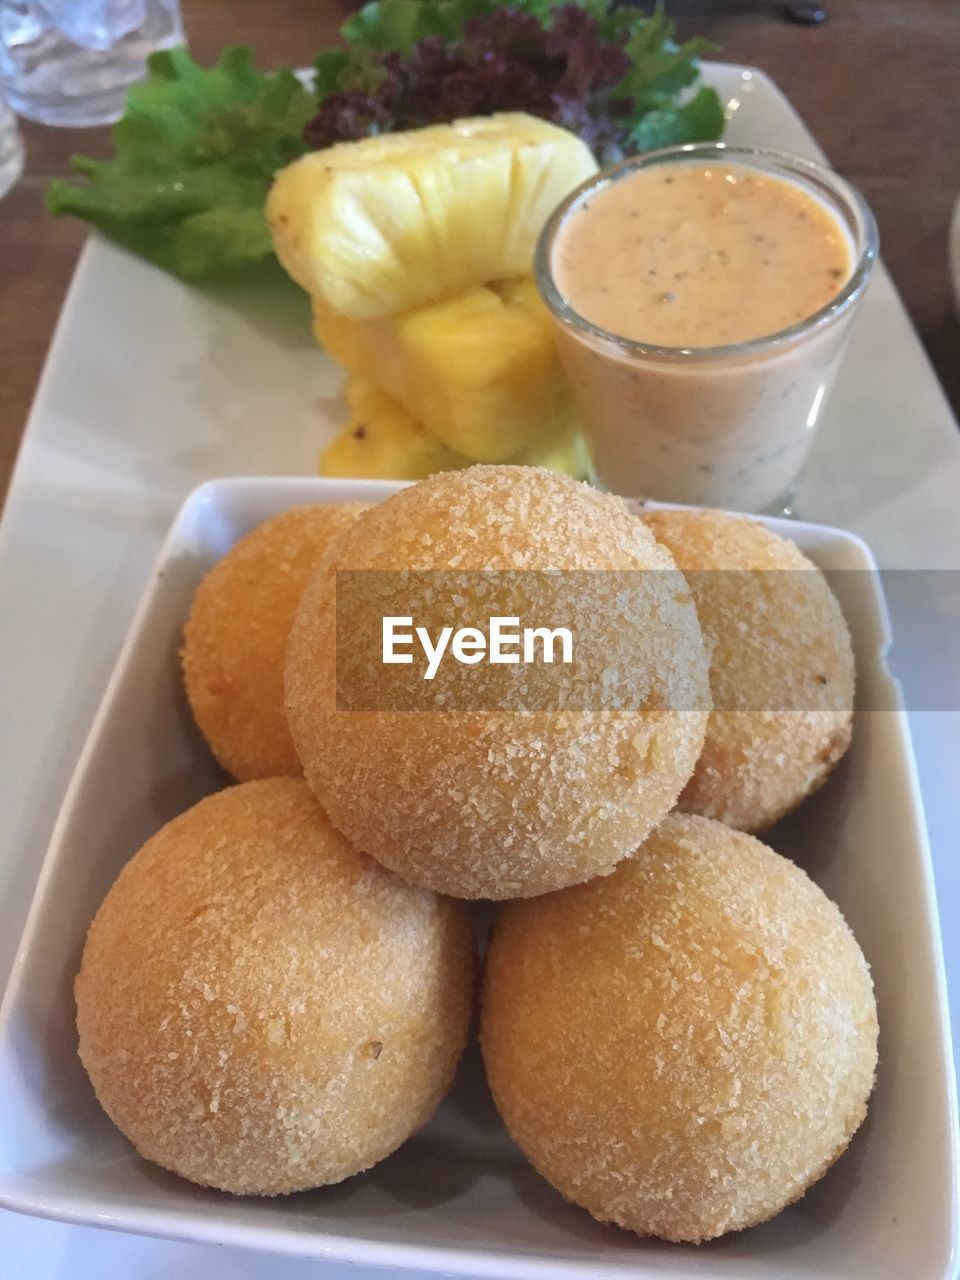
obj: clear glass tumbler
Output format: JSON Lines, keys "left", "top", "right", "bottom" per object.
{"left": 0, "top": 1, "right": 183, "bottom": 126}
{"left": 0, "top": 91, "right": 23, "bottom": 197}
{"left": 535, "top": 144, "right": 879, "bottom": 515}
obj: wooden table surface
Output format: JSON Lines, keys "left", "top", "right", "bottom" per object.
{"left": 1, "top": 0, "right": 957, "bottom": 508}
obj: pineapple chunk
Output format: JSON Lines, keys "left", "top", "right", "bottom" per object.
{"left": 312, "top": 278, "right": 573, "bottom": 462}
{"left": 267, "top": 114, "right": 597, "bottom": 320}
{"left": 519, "top": 422, "right": 593, "bottom": 480}
{"left": 319, "top": 377, "right": 590, "bottom": 481}
{"left": 320, "top": 379, "right": 472, "bottom": 480}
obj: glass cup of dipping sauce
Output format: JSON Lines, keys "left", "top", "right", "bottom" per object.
{"left": 535, "top": 144, "right": 878, "bottom": 514}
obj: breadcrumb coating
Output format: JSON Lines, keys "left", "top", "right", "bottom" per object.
{"left": 181, "top": 503, "right": 366, "bottom": 781}
{"left": 75, "top": 778, "right": 474, "bottom": 1195}
{"left": 642, "top": 508, "right": 855, "bottom": 831}
{"left": 285, "top": 466, "right": 710, "bottom": 899}
{"left": 482, "top": 813, "right": 877, "bottom": 1243}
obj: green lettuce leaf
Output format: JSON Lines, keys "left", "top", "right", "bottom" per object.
{"left": 619, "top": 17, "right": 712, "bottom": 108}
{"left": 313, "top": 48, "right": 351, "bottom": 100}
{"left": 629, "top": 85, "right": 726, "bottom": 151}
{"left": 47, "top": 46, "right": 312, "bottom": 278}
{"left": 340, "top": 0, "right": 496, "bottom": 54}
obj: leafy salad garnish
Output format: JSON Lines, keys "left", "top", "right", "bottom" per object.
{"left": 47, "top": 1, "right": 723, "bottom": 280}
{"left": 47, "top": 46, "right": 313, "bottom": 278}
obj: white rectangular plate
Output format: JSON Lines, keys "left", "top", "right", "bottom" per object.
{"left": 0, "top": 476, "right": 955, "bottom": 1280}
{"left": 0, "top": 62, "right": 958, "bottom": 1279}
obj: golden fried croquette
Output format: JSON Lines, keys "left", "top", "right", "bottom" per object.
{"left": 285, "top": 466, "right": 710, "bottom": 899}
{"left": 76, "top": 777, "right": 474, "bottom": 1196}
{"left": 182, "top": 503, "right": 365, "bottom": 780}
{"left": 482, "top": 813, "right": 878, "bottom": 1243}
{"left": 641, "top": 507, "right": 855, "bottom": 831}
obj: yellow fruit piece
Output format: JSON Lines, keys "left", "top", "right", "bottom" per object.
{"left": 312, "top": 278, "right": 573, "bottom": 462}
{"left": 267, "top": 114, "right": 597, "bottom": 320}
{"left": 518, "top": 422, "right": 593, "bottom": 480}
{"left": 319, "top": 379, "right": 472, "bottom": 481}
{"left": 319, "top": 378, "right": 590, "bottom": 482}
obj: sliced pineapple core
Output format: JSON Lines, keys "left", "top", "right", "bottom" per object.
{"left": 312, "top": 277, "right": 574, "bottom": 462}
{"left": 319, "top": 377, "right": 591, "bottom": 482}
{"left": 267, "top": 114, "right": 597, "bottom": 320}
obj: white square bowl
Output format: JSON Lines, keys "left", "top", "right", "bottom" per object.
{"left": 0, "top": 477, "right": 955, "bottom": 1279}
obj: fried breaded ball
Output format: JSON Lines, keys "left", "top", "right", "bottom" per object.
{"left": 482, "top": 813, "right": 878, "bottom": 1243}
{"left": 285, "top": 466, "right": 710, "bottom": 899}
{"left": 182, "top": 503, "right": 366, "bottom": 781}
{"left": 641, "top": 508, "right": 855, "bottom": 831}
{"left": 75, "top": 778, "right": 474, "bottom": 1196}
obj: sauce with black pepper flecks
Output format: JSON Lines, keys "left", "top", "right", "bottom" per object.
{"left": 553, "top": 163, "right": 852, "bottom": 348}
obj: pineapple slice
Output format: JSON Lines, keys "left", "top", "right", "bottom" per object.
{"left": 267, "top": 114, "right": 597, "bottom": 320}
{"left": 319, "top": 379, "right": 472, "bottom": 481}
{"left": 319, "top": 377, "right": 590, "bottom": 481}
{"left": 312, "top": 277, "right": 573, "bottom": 462}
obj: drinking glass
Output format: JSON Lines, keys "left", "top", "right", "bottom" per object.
{"left": 535, "top": 144, "right": 878, "bottom": 515}
{"left": 0, "top": 91, "right": 22, "bottom": 197}
{"left": 0, "top": 1, "right": 183, "bottom": 126}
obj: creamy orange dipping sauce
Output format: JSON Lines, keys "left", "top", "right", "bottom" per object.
{"left": 552, "top": 162, "right": 853, "bottom": 348}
